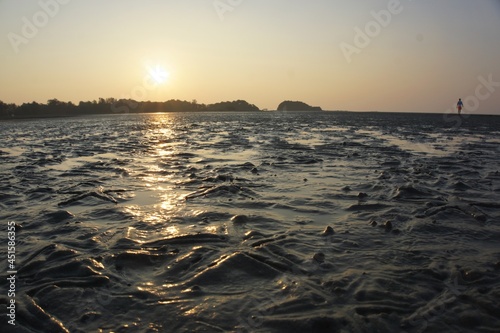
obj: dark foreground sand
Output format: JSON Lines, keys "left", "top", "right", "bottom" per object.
{"left": 1, "top": 111, "right": 499, "bottom": 332}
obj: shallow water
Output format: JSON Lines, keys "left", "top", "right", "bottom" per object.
{"left": 1, "top": 111, "right": 499, "bottom": 332}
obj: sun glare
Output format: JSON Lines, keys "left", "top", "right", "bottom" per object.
{"left": 148, "top": 65, "right": 169, "bottom": 84}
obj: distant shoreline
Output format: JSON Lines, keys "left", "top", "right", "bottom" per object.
{"left": 1, "top": 97, "right": 498, "bottom": 120}
{"left": 0, "top": 98, "right": 327, "bottom": 120}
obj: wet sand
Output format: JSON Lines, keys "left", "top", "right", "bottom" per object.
{"left": 1, "top": 111, "right": 499, "bottom": 332}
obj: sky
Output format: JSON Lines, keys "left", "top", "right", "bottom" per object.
{"left": 1, "top": 0, "right": 499, "bottom": 114}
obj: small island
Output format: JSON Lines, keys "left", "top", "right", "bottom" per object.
{"left": 277, "top": 101, "right": 322, "bottom": 111}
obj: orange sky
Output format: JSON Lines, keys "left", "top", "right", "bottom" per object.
{"left": 1, "top": 0, "right": 499, "bottom": 114}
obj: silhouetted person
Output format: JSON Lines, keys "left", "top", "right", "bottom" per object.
{"left": 457, "top": 98, "right": 464, "bottom": 115}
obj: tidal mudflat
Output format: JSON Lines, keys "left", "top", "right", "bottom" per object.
{"left": 1, "top": 111, "right": 499, "bottom": 332}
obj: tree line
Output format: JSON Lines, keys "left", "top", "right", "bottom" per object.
{"left": 0, "top": 98, "right": 260, "bottom": 119}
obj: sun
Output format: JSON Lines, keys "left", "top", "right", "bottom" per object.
{"left": 148, "top": 65, "right": 170, "bottom": 84}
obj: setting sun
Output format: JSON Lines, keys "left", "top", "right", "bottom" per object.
{"left": 147, "top": 65, "right": 169, "bottom": 85}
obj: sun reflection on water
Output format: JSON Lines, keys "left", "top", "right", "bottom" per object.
{"left": 163, "top": 225, "right": 180, "bottom": 237}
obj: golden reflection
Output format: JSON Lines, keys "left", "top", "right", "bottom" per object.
{"left": 161, "top": 283, "right": 177, "bottom": 289}
{"left": 126, "top": 226, "right": 135, "bottom": 239}
{"left": 125, "top": 227, "right": 150, "bottom": 241}
{"left": 157, "top": 299, "right": 188, "bottom": 305}
{"left": 142, "top": 213, "right": 164, "bottom": 224}
{"left": 144, "top": 114, "right": 178, "bottom": 159}
{"left": 123, "top": 205, "right": 142, "bottom": 217}
{"left": 184, "top": 308, "right": 198, "bottom": 316}
{"left": 123, "top": 188, "right": 185, "bottom": 219}
{"left": 88, "top": 258, "right": 105, "bottom": 270}
{"left": 138, "top": 282, "right": 155, "bottom": 290}
{"left": 156, "top": 127, "right": 173, "bottom": 136}
{"left": 155, "top": 148, "right": 174, "bottom": 158}
{"left": 192, "top": 210, "right": 207, "bottom": 217}
{"left": 137, "top": 282, "right": 162, "bottom": 298}
{"left": 163, "top": 225, "right": 180, "bottom": 237}
{"left": 159, "top": 191, "right": 180, "bottom": 211}
{"left": 204, "top": 225, "right": 218, "bottom": 234}
{"left": 205, "top": 225, "right": 225, "bottom": 235}
{"left": 141, "top": 165, "right": 174, "bottom": 185}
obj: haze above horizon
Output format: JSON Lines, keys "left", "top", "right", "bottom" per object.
{"left": 1, "top": 0, "right": 499, "bottom": 114}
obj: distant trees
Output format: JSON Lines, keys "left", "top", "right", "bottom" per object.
{"left": 0, "top": 98, "right": 328, "bottom": 119}
{"left": 0, "top": 101, "right": 16, "bottom": 118}
{"left": 16, "top": 102, "right": 45, "bottom": 118}
{"left": 0, "top": 98, "right": 262, "bottom": 119}
{"left": 46, "top": 99, "right": 76, "bottom": 116}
